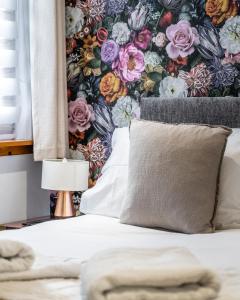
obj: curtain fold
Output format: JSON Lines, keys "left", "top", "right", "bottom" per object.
{"left": 29, "top": 0, "right": 68, "bottom": 160}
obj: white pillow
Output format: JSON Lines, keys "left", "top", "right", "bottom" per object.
{"left": 81, "top": 127, "right": 240, "bottom": 229}
{"left": 215, "top": 129, "right": 240, "bottom": 229}
{"left": 80, "top": 128, "right": 129, "bottom": 218}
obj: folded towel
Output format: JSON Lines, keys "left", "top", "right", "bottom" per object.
{"left": 0, "top": 240, "right": 34, "bottom": 273}
{"left": 0, "top": 262, "right": 81, "bottom": 282}
{"left": 0, "top": 240, "right": 80, "bottom": 281}
{"left": 80, "top": 247, "right": 221, "bottom": 300}
{"left": 0, "top": 240, "right": 81, "bottom": 300}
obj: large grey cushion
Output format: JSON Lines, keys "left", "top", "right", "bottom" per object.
{"left": 120, "top": 119, "right": 232, "bottom": 234}
{"left": 141, "top": 97, "right": 240, "bottom": 128}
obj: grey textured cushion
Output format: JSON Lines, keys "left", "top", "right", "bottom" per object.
{"left": 120, "top": 119, "right": 232, "bottom": 234}
{"left": 141, "top": 97, "right": 240, "bottom": 128}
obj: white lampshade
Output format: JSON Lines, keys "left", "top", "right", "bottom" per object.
{"left": 41, "top": 159, "right": 89, "bottom": 191}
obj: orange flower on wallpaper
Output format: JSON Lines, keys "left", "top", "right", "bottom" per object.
{"left": 99, "top": 72, "right": 127, "bottom": 104}
{"left": 205, "top": 0, "right": 238, "bottom": 25}
{"left": 83, "top": 35, "right": 99, "bottom": 48}
{"left": 79, "top": 48, "right": 101, "bottom": 77}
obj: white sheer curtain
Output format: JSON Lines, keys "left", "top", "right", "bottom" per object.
{"left": 29, "top": 0, "right": 68, "bottom": 160}
{"left": 0, "top": 0, "right": 31, "bottom": 140}
{"left": 16, "top": 0, "right": 32, "bottom": 140}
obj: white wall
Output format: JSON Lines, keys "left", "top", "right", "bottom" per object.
{"left": 0, "top": 154, "right": 49, "bottom": 223}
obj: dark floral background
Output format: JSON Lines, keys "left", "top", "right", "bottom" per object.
{"left": 66, "top": 0, "right": 240, "bottom": 185}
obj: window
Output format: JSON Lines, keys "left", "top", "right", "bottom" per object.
{"left": 0, "top": 0, "right": 32, "bottom": 142}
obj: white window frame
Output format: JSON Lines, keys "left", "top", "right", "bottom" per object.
{"left": 0, "top": 0, "right": 32, "bottom": 142}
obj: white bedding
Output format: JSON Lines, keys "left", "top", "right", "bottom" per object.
{"left": 0, "top": 215, "right": 240, "bottom": 299}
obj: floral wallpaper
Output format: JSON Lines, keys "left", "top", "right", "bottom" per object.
{"left": 66, "top": 0, "right": 240, "bottom": 184}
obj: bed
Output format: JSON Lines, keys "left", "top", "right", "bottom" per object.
{"left": 1, "top": 97, "right": 240, "bottom": 299}
{"left": 0, "top": 215, "right": 240, "bottom": 299}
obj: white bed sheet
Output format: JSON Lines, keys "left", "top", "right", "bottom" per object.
{"left": 0, "top": 214, "right": 240, "bottom": 299}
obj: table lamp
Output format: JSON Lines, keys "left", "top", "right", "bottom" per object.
{"left": 41, "top": 158, "right": 89, "bottom": 218}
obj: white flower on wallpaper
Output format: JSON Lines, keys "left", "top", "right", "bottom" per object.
{"left": 112, "top": 22, "right": 131, "bottom": 45}
{"left": 159, "top": 76, "right": 188, "bottom": 98}
{"left": 220, "top": 16, "right": 240, "bottom": 55}
{"left": 128, "top": 3, "right": 148, "bottom": 31}
{"left": 66, "top": 6, "right": 84, "bottom": 38}
{"left": 144, "top": 51, "right": 163, "bottom": 67}
{"left": 112, "top": 96, "right": 140, "bottom": 128}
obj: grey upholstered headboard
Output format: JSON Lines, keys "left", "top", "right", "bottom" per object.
{"left": 140, "top": 97, "right": 240, "bottom": 128}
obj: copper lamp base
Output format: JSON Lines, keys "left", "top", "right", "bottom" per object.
{"left": 54, "top": 191, "right": 75, "bottom": 218}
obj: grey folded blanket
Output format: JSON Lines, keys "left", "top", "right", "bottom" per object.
{"left": 80, "top": 247, "right": 221, "bottom": 300}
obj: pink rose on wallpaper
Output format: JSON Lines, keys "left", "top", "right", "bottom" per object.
{"left": 166, "top": 20, "right": 200, "bottom": 59}
{"left": 134, "top": 28, "right": 152, "bottom": 50}
{"left": 112, "top": 43, "right": 145, "bottom": 82}
{"left": 68, "top": 97, "right": 95, "bottom": 134}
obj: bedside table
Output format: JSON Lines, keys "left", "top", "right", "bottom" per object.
{"left": 0, "top": 216, "right": 52, "bottom": 230}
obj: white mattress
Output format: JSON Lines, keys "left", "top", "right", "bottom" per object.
{"left": 0, "top": 214, "right": 240, "bottom": 299}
